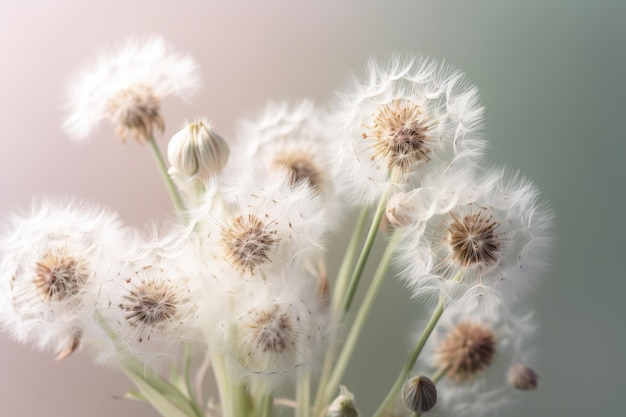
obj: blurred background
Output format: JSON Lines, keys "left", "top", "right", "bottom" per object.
{"left": 1, "top": 1, "right": 624, "bottom": 416}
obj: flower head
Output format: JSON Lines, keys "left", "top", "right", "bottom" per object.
{"left": 230, "top": 101, "right": 343, "bottom": 228}
{"left": 92, "top": 226, "right": 201, "bottom": 370}
{"left": 415, "top": 304, "right": 537, "bottom": 416}
{"left": 0, "top": 198, "right": 128, "bottom": 358}
{"left": 395, "top": 168, "right": 553, "bottom": 309}
{"left": 63, "top": 36, "right": 200, "bottom": 143}
{"left": 331, "top": 53, "right": 485, "bottom": 205}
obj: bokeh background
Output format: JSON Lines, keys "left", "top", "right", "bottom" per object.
{"left": 1, "top": 1, "right": 624, "bottom": 416}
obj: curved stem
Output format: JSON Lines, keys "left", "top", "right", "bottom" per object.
{"left": 331, "top": 206, "right": 369, "bottom": 313}
{"left": 322, "top": 230, "right": 400, "bottom": 406}
{"left": 148, "top": 135, "right": 185, "bottom": 213}
{"left": 372, "top": 271, "right": 463, "bottom": 417}
{"left": 340, "top": 191, "right": 389, "bottom": 314}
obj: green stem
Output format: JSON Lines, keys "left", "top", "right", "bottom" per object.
{"left": 340, "top": 191, "right": 389, "bottom": 314}
{"left": 331, "top": 206, "right": 369, "bottom": 313}
{"left": 431, "top": 364, "right": 451, "bottom": 384}
{"left": 372, "top": 271, "right": 463, "bottom": 417}
{"left": 322, "top": 230, "right": 400, "bottom": 406}
{"left": 313, "top": 207, "right": 369, "bottom": 416}
{"left": 296, "top": 370, "right": 311, "bottom": 417}
{"left": 148, "top": 135, "right": 186, "bottom": 213}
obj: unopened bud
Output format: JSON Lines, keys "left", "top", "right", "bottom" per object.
{"left": 167, "top": 119, "right": 229, "bottom": 180}
{"left": 327, "top": 386, "right": 359, "bottom": 417}
{"left": 508, "top": 363, "right": 538, "bottom": 390}
{"left": 403, "top": 375, "right": 437, "bottom": 413}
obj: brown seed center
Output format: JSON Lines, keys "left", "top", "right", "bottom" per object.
{"left": 33, "top": 250, "right": 89, "bottom": 301}
{"left": 447, "top": 211, "right": 500, "bottom": 267}
{"left": 436, "top": 321, "right": 496, "bottom": 383}
{"left": 122, "top": 279, "right": 178, "bottom": 327}
{"left": 248, "top": 307, "right": 294, "bottom": 354}
{"left": 221, "top": 214, "right": 277, "bottom": 274}
{"left": 363, "top": 99, "right": 432, "bottom": 170}
{"left": 273, "top": 151, "right": 322, "bottom": 190}
{"left": 106, "top": 85, "right": 164, "bottom": 143}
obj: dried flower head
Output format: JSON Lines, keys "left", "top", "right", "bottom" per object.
{"left": 363, "top": 98, "right": 434, "bottom": 171}
{"left": 63, "top": 36, "right": 199, "bottom": 143}
{"left": 33, "top": 248, "right": 90, "bottom": 302}
{"left": 416, "top": 304, "right": 538, "bottom": 416}
{"left": 0, "top": 198, "right": 128, "bottom": 357}
{"left": 220, "top": 213, "right": 278, "bottom": 275}
{"left": 332, "top": 53, "right": 485, "bottom": 205}
{"left": 435, "top": 321, "right": 496, "bottom": 382}
{"left": 121, "top": 277, "right": 179, "bottom": 333}
{"left": 396, "top": 168, "right": 553, "bottom": 309}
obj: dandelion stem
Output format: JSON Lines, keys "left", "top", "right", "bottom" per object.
{"left": 331, "top": 206, "right": 369, "bottom": 313}
{"left": 296, "top": 370, "right": 311, "bottom": 417}
{"left": 322, "top": 230, "right": 401, "bottom": 406}
{"left": 148, "top": 135, "right": 186, "bottom": 213}
{"left": 372, "top": 271, "right": 463, "bottom": 417}
{"left": 340, "top": 191, "right": 389, "bottom": 314}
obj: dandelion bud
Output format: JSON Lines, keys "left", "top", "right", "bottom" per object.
{"left": 403, "top": 375, "right": 437, "bottom": 413}
{"left": 167, "top": 119, "right": 229, "bottom": 180}
{"left": 508, "top": 363, "right": 539, "bottom": 390}
{"left": 327, "top": 386, "right": 359, "bottom": 417}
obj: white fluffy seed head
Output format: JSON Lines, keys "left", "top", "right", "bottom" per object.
{"left": 395, "top": 167, "right": 553, "bottom": 309}
{"left": 331, "top": 52, "right": 486, "bottom": 205}
{"left": 63, "top": 35, "right": 200, "bottom": 143}
{"left": 416, "top": 303, "right": 538, "bottom": 416}
{"left": 0, "top": 198, "right": 129, "bottom": 358}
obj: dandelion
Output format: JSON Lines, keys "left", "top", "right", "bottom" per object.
{"left": 219, "top": 279, "right": 328, "bottom": 381}
{"left": 93, "top": 233, "right": 201, "bottom": 370}
{"left": 395, "top": 168, "right": 553, "bottom": 309}
{"left": 63, "top": 36, "right": 200, "bottom": 143}
{"left": 331, "top": 53, "right": 485, "bottom": 205}
{"left": 197, "top": 171, "right": 327, "bottom": 279}
{"left": 230, "top": 101, "right": 343, "bottom": 228}
{"left": 415, "top": 304, "right": 537, "bottom": 416}
{"left": 0, "top": 198, "right": 128, "bottom": 359}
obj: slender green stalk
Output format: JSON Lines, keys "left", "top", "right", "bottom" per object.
{"left": 372, "top": 272, "right": 463, "bottom": 417}
{"left": 331, "top": 206, "right": 369, "bottom": 313}
{"left": 313, "top": 207, "right": 369, "bottom": 415}
{"left": 211, "top": 352, "right": 233, "bottom": 417}
{"left": 431, "top": 364, "right": 451, "bottom": 384}
{"left": 259, "top": 390, "right": 273, "bottom": 417}
{"left": 148, "top": 135, "right": 185, "bottom": 213}
{"left": 296, "top": 370, "right": 311, "bottom": 417}
{"left": 340, "top": 191, "right": 390, "bottom": 314}
{"left": 322, "top": 230, "right": 401, "bottom": 406}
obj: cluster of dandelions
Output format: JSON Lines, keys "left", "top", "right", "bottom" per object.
{"left": 0, "top": 36, "right": 552, "bottom": 417}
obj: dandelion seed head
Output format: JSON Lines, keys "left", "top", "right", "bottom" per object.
{"left": 272, "top": 150, "right": 322, "bottom": 191}
{"left": 220, "top": 214, "right": 277, "bottom": 275}
{"left": 436, "top": 321, "right": 496, "bottom": 383}
{"left": 121, "top": 278, "right": 179, "bottom": 329}
{"left": 446, "top": 210, "right": 501, "bottom": 268}
{"left": 363, "top": 99, "right": 433, "bottom": 171}
{"left": 246, "top": 306, "right": 294, "bottom": 354}
{"left": 106, "top": 84, "right": 164, "bottom": 143}
{"left": 33, "top": 249, "right": 90, "bottom": 302}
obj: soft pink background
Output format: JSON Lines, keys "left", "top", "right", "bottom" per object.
{"left": 1, "top": 1, "right": 624, "bottom": 416}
